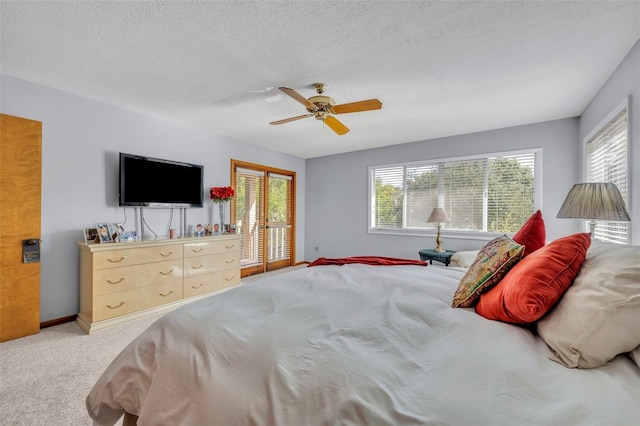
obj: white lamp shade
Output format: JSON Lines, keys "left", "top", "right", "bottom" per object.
{"left": 557, "top": 183, "right": 630, "bottom": 221}
{"left": 427, "top": 208, "right": 450, "bottom": 223}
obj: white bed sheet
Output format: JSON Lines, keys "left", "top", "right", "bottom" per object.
{"left": 87, "top": 264, "right": 640, "bottom": 425}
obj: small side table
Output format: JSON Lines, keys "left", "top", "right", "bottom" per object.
{"left": 419, "top": 249, "right": 457, "bottom": 266}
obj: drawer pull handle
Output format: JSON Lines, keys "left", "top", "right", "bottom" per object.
{"left": 159, "top": 290, "right": 174, "bottom": 297}
{"left": 107, "top": 276, "right": 126, "bottom": 284}
{"left": 224, "top": 276, "right": 234, "bottom": 281}
{"left": 159, "top": 269, "right": 174, "bottom": 276}
{"left": 107, "top": 256, "right": 126, "bottom": 263}
{"left": 192, "top": 264, "right": 204, "bottom": 269}
{"left": 225, "top": 244, "right": 235, "bottom": 249}
{"left": 225, "top": 259, "right": 234, "bottom": 264}
{"left": 192, "top": 247, "right": 204, "bottom": 253}
{"left": 160, "top": 250, "right": 174, "bottom": 257}
{"left": 107, "top": 300, "right": 126, "bottom": 309}
{"left": 191, "top": 283, "right": 204, "bottom": 289}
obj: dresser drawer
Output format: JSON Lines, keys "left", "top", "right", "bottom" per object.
{"left": 78, "top": 236, "right": 241, "bottom": 333}
{"left": 93, "top": 260, "right": 183, "bottom": 296}
{"left": 184, "top": 239, "right": 240, "bottom": 257}
{"left": 93, "top": 244, "right": 184, "bottom": 269}
{"left": 93, "top": 281, "right": 183, "bottom": 321}
{"left": 184, "top": 252, "right": 240, "bottom": 277}
{"left": 184, "top": 270, "right": 241, "bottom": 298}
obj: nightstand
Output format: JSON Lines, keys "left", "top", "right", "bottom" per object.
{"left": 419, "top": 249, "right": 457, "bottom": 266}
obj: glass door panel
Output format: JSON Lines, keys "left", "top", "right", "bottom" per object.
{"left": 267, "top": 173, "right": 292, "bottom": 271}
{"left": 235, "top": 169, "right": 264, "bottom": 275}
{"left": 232, "top": 161, "right": 295, "bottom": 278}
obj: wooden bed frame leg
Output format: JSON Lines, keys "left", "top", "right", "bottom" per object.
{"left": 122, "top": 412, "right": 139, "bottom": 426}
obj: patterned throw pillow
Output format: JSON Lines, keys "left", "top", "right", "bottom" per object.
{"left": 451, "top": 235, "right": 524, "bottom": 308}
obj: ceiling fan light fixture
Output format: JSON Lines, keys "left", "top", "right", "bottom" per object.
{"left": 269, "top": 82, "right": 382, "bottom": 136}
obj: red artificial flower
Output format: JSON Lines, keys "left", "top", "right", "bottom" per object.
{"left": 210, "top": 186, "right": 235, "bottom": 203}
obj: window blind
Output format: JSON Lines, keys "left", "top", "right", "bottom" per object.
{"left": 371, "top": 150, "right": 538, "bottom": 234}
{"left": 235, "top": 170, "right": 264, "bottom": 267}
{"left": 586, "top": 108, "right": 628, "bottom": 244}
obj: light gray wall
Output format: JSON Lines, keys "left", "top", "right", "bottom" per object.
{"left": 305, "top": 118, "right": 580, "bottom": 261}
{"left": 1, "top": 74, "right": 306, "bottom": 322}
{"left": 578, "top": 40, "right": 639, "bottom": 244}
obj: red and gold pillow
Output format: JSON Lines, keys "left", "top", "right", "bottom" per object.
{"left": 512, "top": 210, "right": 546, "bottom": 257}
{"left": 476, "top": 233, "right": 591, "bottom": 324}
{"left": 451, "top": 235, "right": 524, "bottom": 308}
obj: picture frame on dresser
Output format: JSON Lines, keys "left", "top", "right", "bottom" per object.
{"left": 112, "top": 223, "right": 126, "bottom": 242}
{"left": 84, "top": 228, "right": 98, "bottom": 244}
{"left": 96, "top": 224, "right": 114, "bottom": 243}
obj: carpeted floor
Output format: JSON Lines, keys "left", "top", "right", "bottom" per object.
{"left": 0, "top": 266, "right": 305, "bottom": 426}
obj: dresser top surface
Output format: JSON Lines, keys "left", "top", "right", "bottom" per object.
{"left": 78, "top": 235, "right": 240, "bottom": 252}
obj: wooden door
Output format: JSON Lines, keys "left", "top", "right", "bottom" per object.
{"left": 0, "top": 114, "right": 42, "bottom": 342}
{"left": 231, "top": 160, "right": 296, "bottom": 278}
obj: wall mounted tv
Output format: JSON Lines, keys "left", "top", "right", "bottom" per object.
{"left": 119, "top": 153, "right": 204, "bottom": 208}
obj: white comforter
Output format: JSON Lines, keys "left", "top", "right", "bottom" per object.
{"left": 87, "top": 264, "right": 640, "bottom": 425}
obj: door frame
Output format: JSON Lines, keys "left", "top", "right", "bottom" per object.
{"left": 230, "top": 160, "right": 296, "bottom": 278}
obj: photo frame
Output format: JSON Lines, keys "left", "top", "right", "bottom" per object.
{"left": 223, "top": 224, "right": 237, "bottom": 234}
{"left": 84, "top": 228, "right": 98, "bottom": 244}
{"left": 204, "top": 224, "right": 213, "bottom": 236}
{"left": 194, "top": 223, "right": 205, "bottom": 237}
{"left": 96, "top": 223, "right": 114, "bottom": 243}
{"left": 113, "top": 223, "right": 137, "bottom": 242}
{"left": 112, "top": 223, "right": 126, "bottom": 243}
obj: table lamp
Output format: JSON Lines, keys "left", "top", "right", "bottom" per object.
{"left": 427, "top": 207, "right": 450, "bottom": 252}
{"left": 556, "top": 182, "right": 630, "bottom": 236}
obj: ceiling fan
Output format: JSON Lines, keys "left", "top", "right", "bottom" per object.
{"left": 269, "top": 82, "right": 382, "bottom": 135}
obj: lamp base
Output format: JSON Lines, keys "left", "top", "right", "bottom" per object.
{"left": 433, "top": 223, "right": 445, "bottom": 252}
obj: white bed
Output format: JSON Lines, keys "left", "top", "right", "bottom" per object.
{"left": 87, "top": 263, "right": 640, "bottom": 425}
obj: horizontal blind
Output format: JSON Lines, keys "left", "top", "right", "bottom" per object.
{"left": 405, "top": 164, "right": 438, "bottom": 228}
{"left": 235, "top": 170, "right": 263, "bottom": 266}
{"left": 444, "top": 159, "right": 486, "bottom": 231}
{"left": 372, "top": 165, "right": 404, "bottom": 228}
{"left": 370, "top": 150, "right": 537, "bottom": 232}
{"left": 586, "top": 108, "right": 628, "bottom": 244}
{"left": 487, "top": 153, "right": 536, "bottom": 233}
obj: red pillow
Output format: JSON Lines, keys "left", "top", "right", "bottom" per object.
{"left": 476, "top": 233, "right": 591, "bottom": 324}
{"left": 513, "top": 210, "right": 546, "bottom": 257}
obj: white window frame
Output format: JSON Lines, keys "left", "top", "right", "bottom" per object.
{"left": 582, "top": 97, "right": 630, "bottom": 244}
{"left": 368, "top": 148, "right": 543, "bottom": 240}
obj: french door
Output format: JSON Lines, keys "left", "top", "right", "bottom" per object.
{"left": 231, "top": 160, "right": 295, "bottom": 277}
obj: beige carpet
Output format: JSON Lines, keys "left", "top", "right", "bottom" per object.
{"left": 0, "top": 266, "right": 305, "bottom": 425}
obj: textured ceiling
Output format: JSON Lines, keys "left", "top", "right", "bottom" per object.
{"left": 1, "top": 1, "right": 639, "bottom": 158}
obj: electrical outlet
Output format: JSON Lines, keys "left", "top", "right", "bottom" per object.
{"left": 315, "top": 246, "right": 319, "bottom": 252}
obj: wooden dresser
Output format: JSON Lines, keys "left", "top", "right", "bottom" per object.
{"left": 77, "top": 235, "right": 240, "bottom": 333}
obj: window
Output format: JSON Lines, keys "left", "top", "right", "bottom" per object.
{"left": 585, "top": 101, "right": 629, "bottom": 244}
{"left": 369, "top": 149, "right": 541, "bottom": 236}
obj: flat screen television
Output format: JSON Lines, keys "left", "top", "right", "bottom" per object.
{"left": 119, "top": 153, "right": 204, "bottom": 208}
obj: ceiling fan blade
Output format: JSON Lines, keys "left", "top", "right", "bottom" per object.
{"left": 324, "top": 115, "right": 350, "bottom": 135}
{"left": 332, "top": 99, "right": 382, "bottom": 114}
{"left": 270, "top": 114, "right": 313, "bottom": 125}
{"left": 278, "top": 87, "right": 318, "bottom": 111}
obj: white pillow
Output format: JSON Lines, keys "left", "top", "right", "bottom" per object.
{"left": 449, "top": 250, "right": 480, "bottom": 268}
{"left": 537, "top": 241, "right": 640, "bottom": 368}
{"left": 629, "top": 345, "right": 640, "bottom": 368}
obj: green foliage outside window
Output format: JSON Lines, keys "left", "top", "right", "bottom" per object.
{"left": 373, "top": 153, "right": 535, "bottom": 233}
